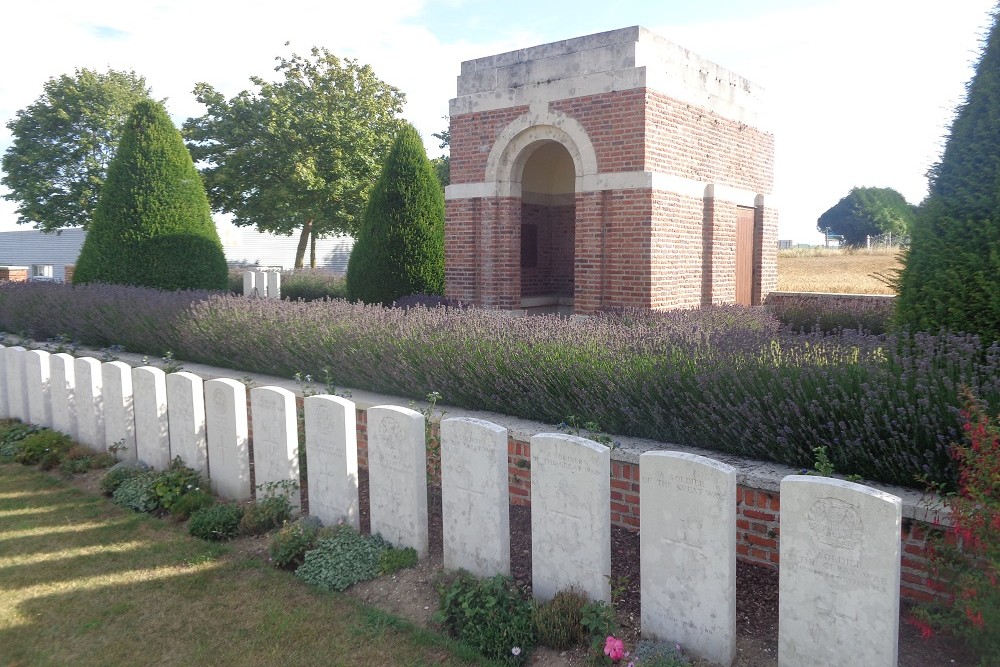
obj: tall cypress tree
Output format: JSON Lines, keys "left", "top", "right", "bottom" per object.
{"left": 73, "top": 100, "right": 228, "bottom": 291}
{"left": 896, "top": 12, "right": 1000, "bottom": 343}
{"left": 346, "top": 123, "right": 445, "bottom": 305}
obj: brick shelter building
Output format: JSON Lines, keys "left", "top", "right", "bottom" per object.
{"left": 445, "top": 27, "right": 777, "bottom": 313}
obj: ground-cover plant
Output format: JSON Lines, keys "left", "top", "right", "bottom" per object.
{"left": 910, "top": 388, "right": 1000, "bottom": 665}
{"left": 13, "top": 429, "right": 73, "bottom": 467}
{"left": 58, "top": 444, "right": 114, "bottom": 475}
{"left": 294, "top": 526, "right": 410, "bottom": 592}
{"left": 188, "top": 502, "right": 244, "bottom": 541}
{"left": 100, "top": 459, "right": 149, "bottom": 495}
{"left": 4, "top": 281, "right": 1000, "bottom": 488}
{"left": 112, "top": 471, "right": 162, "bottom": 513}
{"left": 268, "top": 516, "right": 327, "bottom": 570}
{"left": 436, "top": 571, "right": 536, "bottom": 665}
{"left": 630, "top": 640, "right": 691, "bottom": 666}
{"left": 0, "top": 420, "right": 42, "bottom": 460}
{"left": 239, "top": 493, "right": 293, "bottom": 536}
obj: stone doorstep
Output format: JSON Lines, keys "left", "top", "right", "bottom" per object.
{"left": 62, "top": 343, "right": 951, "bottom": 526}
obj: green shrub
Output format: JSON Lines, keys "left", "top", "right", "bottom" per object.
{"left": 168, "top": 489, "right": 215, "bottom": 522}
{"left": 378, "top": 546, "right": 418, "bottom": 576}
{"left": 14, "top": 430, "right": 72, "bottom": 466}
{"left": 281, "top": 270, "right": 347, "bottom": 302}
{"left": 188, "top": 503, "right": 244, "bottom": 541}
{"left": 100, "top": 460, "right": 149, "bottom": 495}
{"left": 631, "top": 640, "right": 691, "bottom": 666}
{"left": 73, "top": 99, "right": 227, "bottom": 291}
{"left": 57, "top": 444, "right": 115, "bottom": 476}
{"left": 895, "top": 13, "right": 1000, "bottom": 345}
{"left": 268, "top": 517, "right": 325, "bottom": 570}
{"left": 239, "top": 495, "right": 292, "bottom": 536}
{"left": 295, "top": 527, "right": 392, "bottom": 591}
{"left": 112, "top": 471, "right": 161, "bottom": 513}
{"left": 0, "top": 421, "right": 42, "bottom": 460}
{"left": 580, "top": 599, "right": 618, "bottom": 657}
{"left": 436, "top": 572, "right": 535, "bottom": 664}
{"left": 152, "top": 457, "right": 203, "bottom": 510}
{"left": 534, "top": 588, "right": 587, "bottom": 650}
{"left": 346, "top": 122, "right": 444, "bottom": 305}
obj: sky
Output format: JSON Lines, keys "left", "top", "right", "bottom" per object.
{"left": 0, "top": 0, "right": 995, "bottom": 243}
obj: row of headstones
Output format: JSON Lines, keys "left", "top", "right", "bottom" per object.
{"left": 0, "top": 343, "right": 902, "bottom": 667}
{"left": 242, "top": 271, "right": 281, "bottom": 299}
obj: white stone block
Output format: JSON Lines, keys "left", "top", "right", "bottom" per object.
{"left": 243, "top": 271, "right": 256, "bottom": 297}
{"left": 304, "top": 394, "right": 359, "bottom": 529}
{"left": 166, "top": 371, "right": 208, "bottom": 476}
{"left": 255, "top": 271, "right": 268, "bottom": 297}
{"left": 74, "top": 357, "right": 104, "bottom": 450}
{"left": 367, "top": 405, "right": 428, "bottom": 557}
{"left": 0, "top": 344, "right": 8, "bottom": 419}
{"left": 640, "top": 451, "right": 736, "bottom": 666}
{"left": 101, "top": 361, "right": 136, "bottom": 460}
{"left": 132, "top": 366, "right": 170, "bottom": 470}
{"left": 266, "top": 272, "right": 281, "bottom": 300}
{"left": 204, "top": 378, "right": 251, "bottom": 500}
{"left": 24, "top": 350, "right": 53, "bottom": 428}
{"left": 250, "top": 386, "right": 300, "bottom": 510}
{"left": 778, "top": 475, "right": 902, "bottom": 667}
{"left": 4, "top": 346, "right": 27, "bottom": 422}
{"left": 49, "top": 353, "right": 77, "bottom": 440}
{"left": 441, "top": 417, "right": 510, "bottom": 577}
{"left": 530, "top": 433, "right": 611, "bottom": 603}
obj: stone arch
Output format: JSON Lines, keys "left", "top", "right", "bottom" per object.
{"left": 485, "top": 110, "right": 598, "bottom": 197}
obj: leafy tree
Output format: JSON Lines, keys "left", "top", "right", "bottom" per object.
{"left": 346, "top": 123, "right": 444, "bottom": 305}
{"left": 816, "top": 186, "right": 914, "bottom": 246}
{"left": 73, "top": 100, "right": 228, "bottom": 291}
{"left": 2, "top": 69, "right": 152, "bottom": 231}
{"left": 183, "top": 47, "right": 405, "bottom": 268}
{"left": 430, "top": 124, "right": 450, "bottom": 188}
{"left": 896, "top": 13, "right": 1000, "bottom": 343}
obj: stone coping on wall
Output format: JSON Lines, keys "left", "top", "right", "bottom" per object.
{"left": 64, "top": 343, "right": 948, "bottom": 527}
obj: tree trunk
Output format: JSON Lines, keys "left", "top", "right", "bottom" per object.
{"left": 310, "top": 229, "right": 317, "bottom": 268}
{"left": 294, "top": 219, "right": 313, "bottom": 269}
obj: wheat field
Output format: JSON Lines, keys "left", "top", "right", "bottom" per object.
{"left": 776, "top": 247, "right": 902, "bottom": 295}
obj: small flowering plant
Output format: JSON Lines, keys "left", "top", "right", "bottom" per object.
{"left": 910, "top": 387, "right": 999, "bottom": 663}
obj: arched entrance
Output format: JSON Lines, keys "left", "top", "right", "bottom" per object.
{"left": 517, "top": 141, "right": 576, "bottom": 313}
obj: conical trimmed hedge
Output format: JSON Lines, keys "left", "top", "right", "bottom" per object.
{"left": 73, "top": 100, "right": 227, "bottom": 291}
{"left": 896, "top": 14, "right": 1000, "bottom": 343}
{"left": 346, "top": 123, "right": 444, "bottom": 305}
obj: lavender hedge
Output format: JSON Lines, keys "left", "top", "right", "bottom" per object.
{"left": 2, "top": 281, "right": 997, "bottom": 488}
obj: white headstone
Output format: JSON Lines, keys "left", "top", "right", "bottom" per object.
{"left": 367, "top": 405, "right": 428, "bottom": 557}
{"left": 266, "top": 272, "right": 281, "bottom": 300}
{"left": 250, "top": 386, "right": 300, "bottom": 509}
{"left": 74, "top": 357, "right": 104, "bottom": 450}
{"left": 49, "top": 353, "right": 77, "bottom": 440}
{"left": 166, "top": 371, "right": 208, "bottom": 476}
{"left": 102, "top": 361, "right": 136, "bottom": 460}
{"left": 243, "top": 271, "right": 257, "bottom": 297}
{"left": 4, "top": 346, "right": 27, "bottom": 422}
{"left": 132, "top": 366, "right": 171, "bottom": 470}
{"left": 304, "top": 394, "right": 359, "bottom": 529}
{"left": 640, "top": 451, "right": 737, "bottom": 666}
{"left": 24, "top": 350, "right": 53, "bottom": 428}
{"left": 530, "top": 433, "right": 611, "bottom": 603}
{"left": 204, "top": 378, "right": 251, "bottom": 500}
{"left": 778, "top": 475, "right": 902, "bottom": 667}
{"left": 441, "top": 417, "right": 510, "bottom": 577}
{"left": 0, "top": 344, "right": 8, "bottom": 419}
{"left": 255, "top": 270, "right": 268, "bottom": 297}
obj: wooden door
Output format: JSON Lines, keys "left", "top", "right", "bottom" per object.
{"left": 735, "top": 207, "right": 755, "bottom": 306}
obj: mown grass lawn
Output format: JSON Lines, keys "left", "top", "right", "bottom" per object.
{"left": 0, "top": 464, "right": 497, "bottom": 667}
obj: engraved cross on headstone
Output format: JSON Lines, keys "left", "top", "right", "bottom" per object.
{"left": 812, "top": 591, "right": 858, "bottom": 645}
{"left": 660, "top": 515, "right": 708, "bottom": 561}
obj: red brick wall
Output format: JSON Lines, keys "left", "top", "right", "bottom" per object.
{"left": 446, "top": 87, "right": 776, "bottom": 312}
{"left": 449, "top": 106, "right": 530, "bottom": 184}
{"left": 0, "top": 267, "right": 28, "bottom": 283}
{"left": 645, "top": 91, "right": 775, "bottom": 193}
